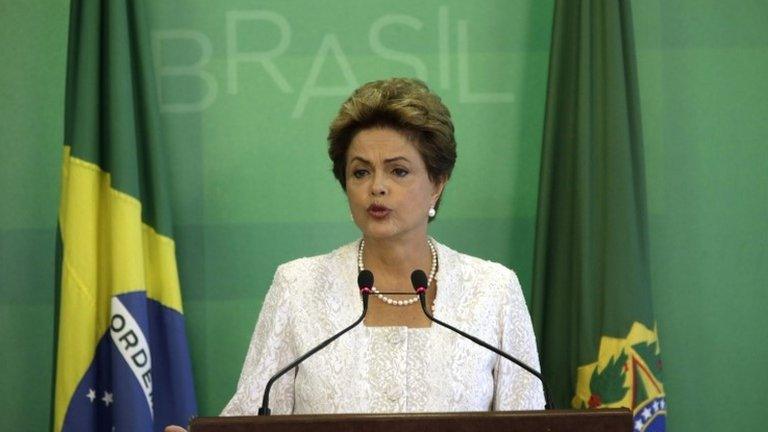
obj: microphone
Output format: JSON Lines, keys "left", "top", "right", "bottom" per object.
{"left": 257, "top": 270, "right": 373, "bottom": 415}
{"left": 410, "top": 270, "right": 554, "bottom": 409}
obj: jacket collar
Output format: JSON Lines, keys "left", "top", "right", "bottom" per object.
{"left": 432, "top": 239, "right": 462, "bottom": 318}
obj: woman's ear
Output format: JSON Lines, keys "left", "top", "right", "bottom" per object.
{"left": 431, "top": 177, "right": 447, "bottom": 206}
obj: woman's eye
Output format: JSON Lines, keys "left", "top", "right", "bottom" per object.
{"left": 393, "top": 168, "right": 409, "bottom": 177}
{"left": 352, "top": 169, "right": 368, "bottom": 179}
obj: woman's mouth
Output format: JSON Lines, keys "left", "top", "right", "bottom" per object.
{"left": 367, "top": 204, "right": 391, "bottom": 219}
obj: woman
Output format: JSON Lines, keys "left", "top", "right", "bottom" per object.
{"left": 167, "top": 78, "right": 543, "bottom": 430}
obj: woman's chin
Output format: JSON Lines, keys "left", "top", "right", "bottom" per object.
{"left": 362, "top": 229, "right": 395, "bottom": 241}
{"left": 361, "top": 222, "right": 399, "bottom": 240}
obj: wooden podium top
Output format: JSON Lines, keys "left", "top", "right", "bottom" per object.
{"left": 190, "top": 408, "right": 632, "bottom": 432}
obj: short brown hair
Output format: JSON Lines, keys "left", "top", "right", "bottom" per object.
{"left": 327, "top": 78, "right": 457, "bottom": 219}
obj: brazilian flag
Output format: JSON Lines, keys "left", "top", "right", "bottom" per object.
{"left": 53, "top": 1, "right": 197, "bottom": 431}
{"left": 532, "top": 1, "right": 666, "bottom": 431}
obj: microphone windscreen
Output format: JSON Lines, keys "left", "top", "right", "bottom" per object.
{"left": 410, "top": 269, "right": 428, "bottom": 292}
{"left": 357, "top": 269, "right": 374, "bottom": 290}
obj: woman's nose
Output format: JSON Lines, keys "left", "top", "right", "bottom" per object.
{"left": 370, "top": 173, "right": 387, "bottom": 196}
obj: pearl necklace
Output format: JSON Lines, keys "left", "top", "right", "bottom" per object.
{"left": 357, "top": 238, "right": 437, "bottom": 306}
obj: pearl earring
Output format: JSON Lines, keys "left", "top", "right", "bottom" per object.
{"left": 428, "top": 207, "right": 436, "bottom": 218}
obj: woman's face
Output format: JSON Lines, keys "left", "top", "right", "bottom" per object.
{"left": 345, "top": 127, "right": 445, "bottom": 242}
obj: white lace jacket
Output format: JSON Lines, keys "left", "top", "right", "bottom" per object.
{"left": 221, "top": 239, "right": 545, "bottom": 415}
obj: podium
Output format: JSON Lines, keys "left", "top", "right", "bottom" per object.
{"left": 189, "top": 409, "right": 632, "bottom": 432}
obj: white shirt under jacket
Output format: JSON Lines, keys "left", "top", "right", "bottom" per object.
{"left": 221, "top": 239, "right": 545, "bottom": 415}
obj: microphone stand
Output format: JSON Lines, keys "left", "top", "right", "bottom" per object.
{"left": 258, "top": 290, "right": 370, "bottom": 415}
{"left": 415, "top": 290, "right": 554, "bottom": 409}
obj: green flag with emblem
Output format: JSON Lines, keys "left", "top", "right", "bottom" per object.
{"left": 531, "top": 1, "right": 666, "bottom": 430}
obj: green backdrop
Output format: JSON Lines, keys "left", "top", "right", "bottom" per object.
{"left": 1, "top": 1, "right": 766, "bottom": 430}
